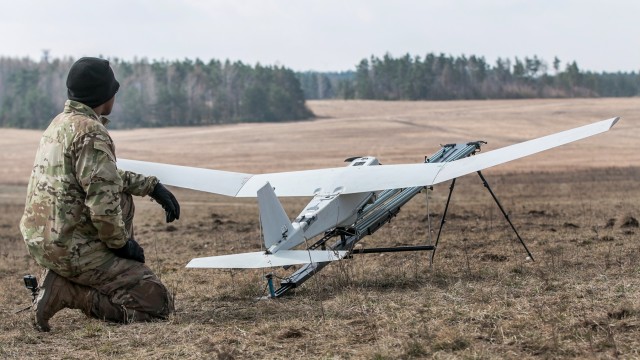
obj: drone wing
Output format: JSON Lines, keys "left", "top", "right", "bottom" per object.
{"left": 116, "top": 159, "right": 253, "bottom": 197}
{"left": 431, "top": 116, "right": 619, "bottom": 184}
{"left": 117, "top": 117, "right": 618, "bottom": 197}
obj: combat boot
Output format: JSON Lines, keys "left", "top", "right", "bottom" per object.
{"left": 33, "top": 269, "right": 94, "bottom": 332}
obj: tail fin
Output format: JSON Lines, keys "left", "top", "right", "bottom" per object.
{"left": 257, "top": 182, "right": 295, "bottom": 251}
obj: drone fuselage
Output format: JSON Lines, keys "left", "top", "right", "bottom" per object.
{"left": 267, "top": 157, "right": 380, "bottom": 253}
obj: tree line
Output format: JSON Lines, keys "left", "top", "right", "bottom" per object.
{"left": 297, "top": 53, "right": 640, "bottom": 100}
{"left": 0, "top": 57, "right": 313, "bottom": 129}
{"left": 1, "top": 54, "right": 638, "bottom": 129}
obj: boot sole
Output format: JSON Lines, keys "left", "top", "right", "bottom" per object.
{"left": 33, "top": 271, "right": 57, "bottom": 332}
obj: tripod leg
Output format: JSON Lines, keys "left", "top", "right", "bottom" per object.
{"left": 477, "top": 171, "right": 535, "bottom": 261}
{"left": 431, "top": 178, "right": 457, "bottom": 264}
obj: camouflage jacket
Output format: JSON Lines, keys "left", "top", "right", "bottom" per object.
{"left": 20, "top": 100, "right": 158, "bottom": 277}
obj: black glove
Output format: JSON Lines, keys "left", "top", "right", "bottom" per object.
{"left": 112, "top": 239, "right": 145, "bottom": 263}
{"left": 150, "top": 182, "right": 180, "bottom": 223}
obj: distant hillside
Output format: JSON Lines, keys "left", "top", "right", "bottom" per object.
{"left": 297, "top": 53, "right": 640, "bottom": 100}
{"left": 0, "top": 57, "right": 313, "bottom": 129}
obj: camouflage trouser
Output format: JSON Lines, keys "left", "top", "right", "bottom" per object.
{"left": 65, "top": 193, "right": 174, "bottom": 323}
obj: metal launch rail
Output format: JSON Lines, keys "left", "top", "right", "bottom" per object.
{"left": 273, "top": 141, "right": 533, "bottom": 297}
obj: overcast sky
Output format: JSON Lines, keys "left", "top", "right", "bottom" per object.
{"left": 1, "top": 0, "right": 638, "bottom": 73}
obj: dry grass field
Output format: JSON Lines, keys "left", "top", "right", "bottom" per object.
{"left": 1, "top": 98, "right": 639, "bottom": 359}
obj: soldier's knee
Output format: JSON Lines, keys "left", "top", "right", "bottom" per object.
{"left": 134, "top": 276, "right": 174, "bottom": 319}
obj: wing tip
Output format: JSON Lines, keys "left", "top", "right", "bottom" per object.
{"left": 610, "top": 117, "right": 620, "bottom": 129}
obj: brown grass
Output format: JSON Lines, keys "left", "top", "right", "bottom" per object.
{"left": 1, "top": 98, "right": 639, "bottom": 359}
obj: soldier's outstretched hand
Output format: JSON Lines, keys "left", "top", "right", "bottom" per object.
{"left": 150, "top": 182, "right": 180, "bottom": 223}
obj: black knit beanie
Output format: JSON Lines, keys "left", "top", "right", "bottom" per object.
{"left": 66, "top": 57, "right": 120, "bottom": 108}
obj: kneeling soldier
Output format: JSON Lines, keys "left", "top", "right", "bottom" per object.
{"left": 20, "top": 57, "right": 179, "bottom": 331}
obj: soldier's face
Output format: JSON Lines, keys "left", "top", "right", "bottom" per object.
{"left": 102, "top": 96, "right": 115, "bottom": 115}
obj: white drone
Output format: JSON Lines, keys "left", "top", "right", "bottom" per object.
{"left": 118, "top": 117, "right": 618, "bottom": 295}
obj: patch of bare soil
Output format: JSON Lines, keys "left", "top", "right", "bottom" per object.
{"left": 1, "top": 99, "right": 639, "bottom": 358}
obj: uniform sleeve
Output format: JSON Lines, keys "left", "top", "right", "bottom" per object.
{"left": 74, "top": 131, "right": 127, "bottom": 249}
{"left": 117, "top": 169, "right": 158, "bottom": 196}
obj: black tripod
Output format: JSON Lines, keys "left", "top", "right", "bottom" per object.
{"left": 430, "top": 171, "right": 535, "bottom": 263}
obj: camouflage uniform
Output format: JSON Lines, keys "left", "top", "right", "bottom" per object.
{"left": 20, "top": 100, "right": 174, "bottom": 324}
